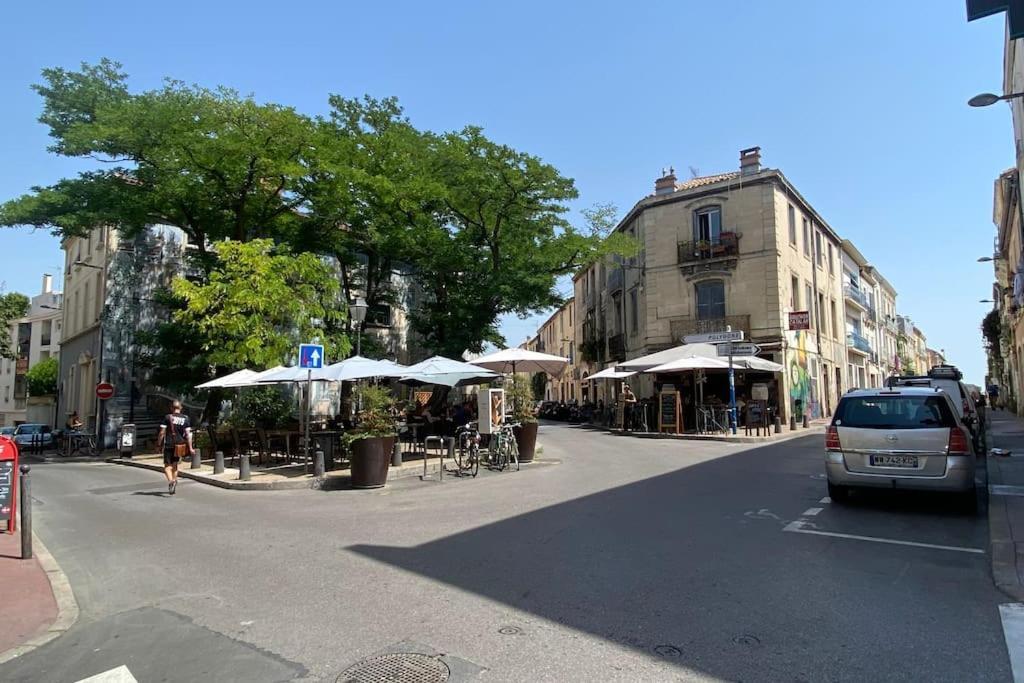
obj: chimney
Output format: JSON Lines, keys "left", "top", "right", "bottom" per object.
{"left": 739, "top": 146, "right": 762, "bottom": 175}
{"left": 42, "top": 273, "right": 52, "bottom": 294}
{"left": 654, "top": 166, "right": 677, "bottom": 196}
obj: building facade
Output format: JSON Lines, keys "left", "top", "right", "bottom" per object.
{"left": 839, "top": 240, "right": 899, "bottom": 389}
{"left": 573, "top": 147, "right": 849, "bottom": 422}
{"left": 0, "top": 275, "right": 62, "bottom": 426}
{"left": 526, "top": 298, "right": 579, "bottom": 402}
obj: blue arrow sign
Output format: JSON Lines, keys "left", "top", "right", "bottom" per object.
{"left": 299, "top": 344, "right": 324, "bottom": 369}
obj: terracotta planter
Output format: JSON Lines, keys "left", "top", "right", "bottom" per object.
{"left": 350, "top": 436, "right": 390, "bottom": 488}
{"left": 514, "top": 422, "right": 539, "bottom": 462}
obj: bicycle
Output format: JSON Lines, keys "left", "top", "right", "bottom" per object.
{"left": 489, "top": 421, "right": 520, "bottom": 472}
{"left": 66, "top": 431, "right": 100, "bottom": 457}
{"left": 452, "top": 422, "right": 481, "bottom": 478}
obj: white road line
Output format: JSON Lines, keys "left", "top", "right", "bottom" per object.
{"left": 820, "top": 497, "right": 831, "bottom": 504}
{"left": 1001, "top": 604, "right": 1024, "bottom": 683}
{"left": 991, "top": 485, "right": 1024, "bottom": 497}
{"left": 783, "top": 520, "right": 985, "bottom": 554}
{"left": 802, "top": 507, "right": 824, "bottom": 516}
{"left": 76, "top": 666, "right": 138, "bottom": 683}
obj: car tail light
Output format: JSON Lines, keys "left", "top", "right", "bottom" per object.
{"left": 826, "top": 426, "right": 841, "bottom": 450}
{"left": 948, "top": 427, "right": 970, "bottom": 455}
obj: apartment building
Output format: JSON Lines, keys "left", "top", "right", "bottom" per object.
{"left": 989, "top": 168, "right": 1023, "bottom": 411}
{"left": 526, "top": 298, "right": 579, "bottom": 402}
{"left": 0, "top": 275, "right": 62, "bottom": 426}
{"left": 839, "top": 241, "right": 901, "bottom": 389}
{"left": 574, "top": 147, "right": 848, "bottom": 422}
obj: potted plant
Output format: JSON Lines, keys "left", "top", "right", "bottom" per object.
{"left": 507, "top": 377, "right": 539, "bottom": 462}
{"left": 346, "top": 385, "right": 397, "bottom": 488}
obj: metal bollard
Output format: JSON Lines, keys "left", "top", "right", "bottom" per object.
{"left": 19, "top": 465, "right": 31, "bottom": 560}
{"left": 214, "top": 450, "right": 225, "bottom": 475}
{"left": 802, "top": 413, "right": 809, "bottom": 429}
{"left": 314, "top": 448, "right": 325, "bottom": 478}
{"left": 444, "top": 437, "right": 455, "bottom": 482}
{"left": 392, "top": 439, "right": 402, "bottom": 467}
{"left": 191, "top": 448, "right": 202, "bottom": 469}
{"left": 774, "top": 417, "right": 782, "bottom": 434}
{"left": 789, "top": 415, "right": 797, "bottom": 431}
{"left": 239, "top": 452, "right": 251, "bottom": 481}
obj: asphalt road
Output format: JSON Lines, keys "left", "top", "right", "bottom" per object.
{"left": 0, "top": 423, "right": 1010, "bottom": 682}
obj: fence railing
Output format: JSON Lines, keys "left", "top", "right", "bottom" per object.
{"left": 847, "top": 330, "right": 873, "bottom": 355}
{"left": 678, "top": 233, "right": 741, "bottom": 264}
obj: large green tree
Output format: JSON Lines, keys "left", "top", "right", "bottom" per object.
{"left": 25, "top": 356, "right": 58, "bottom": 396}
{"left": 0, "top": 292, "right": 30, "bottom": 360}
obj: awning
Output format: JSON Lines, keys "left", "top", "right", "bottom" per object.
{"left": 587, "top": 367, "right": 637, "bottom": 380}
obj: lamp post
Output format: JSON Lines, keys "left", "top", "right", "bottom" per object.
{"left": 978, "top": 256, "right": 996, "bottom": 263}
{"left": 980, "top": 299, "right": 996, "bottom": 304}
{"left": 968, "top": 92, "right": 1024, "bottom": 107}
{"left": 351, "top": 297, "right": 368, "bottom": 357}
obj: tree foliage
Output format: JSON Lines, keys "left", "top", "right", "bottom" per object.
{"left": 25, "top": 356, "right": 58, "bottom": 396}
{"left": 172, "top": 239, "right": 350, "bottom": 369}
{"left": 531, "top": 372, "right": 547, "bottom": 401}
{"left": 0, "top": 292, "right": 30, "bottom": 360}
{"left": 231, "top": 385, "right": 293, "bottom": 429}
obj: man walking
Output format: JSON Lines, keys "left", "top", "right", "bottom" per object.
{"left": 156, "top": 400, "right": 193, "bottom": 495}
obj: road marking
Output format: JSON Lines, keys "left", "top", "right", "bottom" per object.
{"left": 802, "top": 507, "right": 824, "bottom": 516}
{"left": 820, "top": 497, "right": 831, "bottom": 504}
{"left": 1000, "top": 604, "right": 1024, "bottom": 683}
{"left": 991, "top": 485, "right": 1024, "bottom": 497}
{"left": 76, "top": 665, "right": 138, "bottom": 683}
{"left": 783, "top": 520, "right": 985, "bottom": 554}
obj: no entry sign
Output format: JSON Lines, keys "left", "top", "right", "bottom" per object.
{"left": 96, "top": 382, "right": 115, "bottom": 400}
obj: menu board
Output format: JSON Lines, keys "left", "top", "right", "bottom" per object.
{"left": 0, "top": 461, "right": 13, "bottom": 522}
{"left": 659, "top": 391, "right": 681, "bottom": 433}
{"left": 746, "top": 400, "right": 766, "bottom": 428}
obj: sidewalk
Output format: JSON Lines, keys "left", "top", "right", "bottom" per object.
{"left": 985, "top": 410, "right": 1024, "bottom": 601}
{"left": 579, "top": 420, "right": 827, "bottom": 444}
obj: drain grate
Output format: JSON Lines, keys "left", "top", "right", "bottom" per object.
{"left": 337, "top": 653, "right": 450, "bottom": 683}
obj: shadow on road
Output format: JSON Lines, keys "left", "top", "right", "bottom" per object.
{"left": 349, "top": 433, "right": 1002, "bottom": 681}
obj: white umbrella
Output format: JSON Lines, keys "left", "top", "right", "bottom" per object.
{"left": 645, "top": 356, "right": 731, "bottom": 373}
{"left": 731, "top": 356, "right": 784, "bottom": 372}
{"left": 196, "top": 369, "right": 259, "bottom": 390}
{"left": 587, "top": 367, "right": 637, "bottom": 380}
{"left": 617, "top": 343, "right": 721, "bottom": 372}
{"left": 399, "top": 355, "right": 500, "bottom": 387}
{"left": 471, "top": 347, "right": 569, "bottom": 377}
{"left": 318, "top": 356, "right": 408, "bottom": 382}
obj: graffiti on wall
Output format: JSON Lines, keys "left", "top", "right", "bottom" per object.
{"left": 786, "top": 330, "right": 820, "bottom": 421}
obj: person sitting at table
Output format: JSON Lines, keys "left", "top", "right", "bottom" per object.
{"left": 452, "top": 401, "right": 468, "bottom": 428}
{"left": 66, "top": 411, "right": 83, "bottom": 432}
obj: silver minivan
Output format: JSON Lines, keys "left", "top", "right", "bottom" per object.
{"left": 825, "top": 387, "right": 976, "bottom": 508}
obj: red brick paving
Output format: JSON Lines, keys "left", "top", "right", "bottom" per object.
{"left": 0, "top": 530, "right": 57, "bottom": 655}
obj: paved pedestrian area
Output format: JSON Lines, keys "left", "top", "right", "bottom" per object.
{"left": 0, "top": 423, "right": 1013, "bottom": 681}
{"left": 0, "top": 530, "right": 57, "bottom": 657}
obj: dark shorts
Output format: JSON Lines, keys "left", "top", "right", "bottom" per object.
{"left": 163, "top": 449, "right": 181, "bottom": 466}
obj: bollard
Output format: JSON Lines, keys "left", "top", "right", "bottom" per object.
{"left": 774, "top": 417, "right": 782, "bottom": 434}
{"left": 444, "top": 437, "right": 455, "bottom": 482}
{"left": 19, "top": 465, "right": 31, "bottom": 560}
{"left": 214, "top": 450, "right": 225, "bottom": 475}
{"left": 314, "top": 448, "right": 325, "bottom": 478}
{"left": 802, "top": 413, "right": 809, "bottom": 429}
{"left": 191, "top": 447, "right": 202, "bottom": 469}
{"left": 392, "top": 439, "right": 402, "bottom": 467}
{"left": 239, "top": 452, "right": 251, "bottom": 481}
{"left": 789, "top": 415, "right": 797, "bottom": 431}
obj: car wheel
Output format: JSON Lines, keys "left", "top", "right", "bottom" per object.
{"left": 827, "top": 481, "right": 849, "bottom": 503}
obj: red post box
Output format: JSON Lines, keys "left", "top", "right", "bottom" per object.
{"left": 0, "top": 435, "right": 19, "bottom": 533}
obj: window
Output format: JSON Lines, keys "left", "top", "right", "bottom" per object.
{"left": 41, "top": 320, "right": 52, "bottom": 347}
{"left": 629, "top": 288, "right": 638, "bottom": 333}
{"left": 628, "top": 226, "right": 637, "bottom": 265}
{"left": 802, "top": 218, "right": 811, "bottom": 256}
{"left": 696, "top": 280, "right": 726, "bottom": 320}
{"left": 791, "top": 276, "right": 800, "bottom": 310}
{"left": 815, "top": 231, "right": 823, "bottom": 266}
{"left": 835, "top": 395, "right": 956, "bottom": 429}
{"left": 693, "top": 206, "right": 722, "bottom": 244}
{"left": 831, "top": 299, "right": 839, "bottom": 339}
{"left": 828, "top": 244, "right": 835, "bottom": 274}
{"left": 818, "top": 293, "right": 826, "bottom": 335}
{"left": 613, "top": 294, "right": 622, "bottom": 334}
{"left": 788, "top": 205, "right": 797, "bottom": 245}
{"left": 805, "top": 283, "right": 814, "bottom": 327}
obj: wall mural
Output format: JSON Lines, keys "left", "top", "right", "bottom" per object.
{"left": 786, "top": 330, "right": 820, "bottom": 420}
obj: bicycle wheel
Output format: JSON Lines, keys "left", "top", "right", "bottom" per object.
{"left": 494, "top": 435, "right": 508, "bottom": 471}
{"left": 87, "top": 436, "right": 100, "bottom": 456}
{"left": 468, "top": 442, "right": 480, "bottom": 477}
{"left": 509, "top": 435, "right": 520, "bottom": 472}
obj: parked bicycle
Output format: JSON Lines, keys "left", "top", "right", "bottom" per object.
{"left": 452, "top": 421, "right": 481, "bottom": 478}
{"left": 488, "top": 421, "right": 520, "bottom": 472}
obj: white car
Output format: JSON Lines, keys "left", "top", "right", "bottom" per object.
{"left": 885, "top": 365, "right": 981, "bottom": 450}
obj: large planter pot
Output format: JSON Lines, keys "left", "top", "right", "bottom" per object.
{"left": 514, "top": 422, "right": 539, "bottom": 462}
{"left": 350, "top": 436, "right": 390, "bottom": 489}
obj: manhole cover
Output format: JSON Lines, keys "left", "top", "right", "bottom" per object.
{"left": 653, "top": 645, "right": 682, "bottom": 658}
{"left": 498, "top": 626, "right": 522, "bottom": 635}
{"left": 337, "top": 653, "right": 450, "bottom": 683}
{"left": 733, "top": 634, "right": 761, "bottom": 646}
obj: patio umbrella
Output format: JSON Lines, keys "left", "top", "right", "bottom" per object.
{"left": 617, "top": 343, "right": 722, "bottom": 372}
{"left": 470, "top": 347, "right": 569, "bottom": 377}
{"left": 644, "top": 356, "right": 731, "bottom": 373}
{"left": 399, "top": 355, "right": 500, "bottom": 387}
{"left": 318, "top": 356, "right": 408, "bottom": 382}
{"left": 586, "top": 367, "right": 637, "bottom": 380}
{"left": 731, "top": 356, "right": 784, "bottom": 372}
{"left": 195, "top": 369, "right": 259, "bottom": 390}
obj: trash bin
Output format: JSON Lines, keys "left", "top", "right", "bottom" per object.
{"left": 119, "top": 424, "right": 136, "bottom": 458}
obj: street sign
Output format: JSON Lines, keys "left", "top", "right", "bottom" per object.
{"left": 95, "top": 382, "right": 115, "bottom": 400}
{"left": 683, "top": 330, "right": 744, "bottom": 344}
{"left": 299, "top": 344, "right": 324, "bottom": 369}
{"left": 788, "top": 311, "right": 810, "bottom": 331}
{"left": 716, "top": 342, "right": 761, "bottom": 357}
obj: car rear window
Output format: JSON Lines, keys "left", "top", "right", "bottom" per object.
{"left": 834, "top": 395, "right": 957, "bottom": 429}
{"left": 15, "top": 425, "right": 42, "bottom": 434}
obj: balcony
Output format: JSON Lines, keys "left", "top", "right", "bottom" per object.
{"left": 606, "top": 268, "right": 624, "bottom": 293}
{"left": 671, "top": 315, "right": 751, "bottom": 343}
{"left": 844, "top": 285, "right": 869, "bottom": 311}
{"left": 678, "top": 233, "right": 741, "bottom": 268}
{"left": 847, "top": 330, "right": 873, "bottom": 357}
{"left": 608, "top": 333, "right": 626, "bottom": 362}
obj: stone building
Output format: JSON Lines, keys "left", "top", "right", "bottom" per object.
{"left": 525, "top": 298, "right": 578, "bottom": 402}
{"left": 839, "top": 241, "right": 898, "bottom": 389}
{"left": 0, "top": 275, "right": 62, "bottom": 426}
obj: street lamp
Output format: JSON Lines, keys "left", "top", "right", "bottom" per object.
{"left": 350, "top": 297, "right": 368, "bottom": 357}
{"left": 978, "top": 256, "right": 996, "bottom": 263}
{"left": 73, "top": 260, "right": 103, "bottom": 270}
{"left": 968, "top": 92, "right": 1024, "bottom": 107}
{"left": 980, "top": 299, "right": 996, "bottom": 303}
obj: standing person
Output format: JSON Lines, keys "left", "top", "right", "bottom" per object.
{"left": 156, "top": 400, "right": 193, "bottom": 495}
{"left": 622, "top": 384, "right": 638, "bottom": 431}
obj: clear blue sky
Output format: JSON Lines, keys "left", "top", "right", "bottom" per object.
{"left": 0, "top": 1, "right": 1012, "bottom": 383}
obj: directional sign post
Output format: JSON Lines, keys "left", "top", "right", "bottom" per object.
{"left": 298, "top": 344, "right": 324, "bottom": 471}
{"left": 716, "top": 342, "right": 761, "bottom": 357}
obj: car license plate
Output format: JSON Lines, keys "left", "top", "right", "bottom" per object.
{"left": 870, "top": 454, "right": 919, "bottom": 468}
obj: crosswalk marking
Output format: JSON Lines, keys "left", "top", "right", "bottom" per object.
{"left": 76, "top": 665, "right": 138, "bottom": 683}
{"left": 1001, "top": 604, "right": 1024, "bottom": 682}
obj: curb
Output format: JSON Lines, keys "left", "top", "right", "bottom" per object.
{"left": 582, "top": 424, "right": 825, "bottom": 444}
{"left": 108, "top": 457, "right": 332, "bottom": 490}
{"left": 987, "top": 446, "right": 1024, "bottom": 601}
{"left": 0, "top": 532, "right": 80, "bottom": 664}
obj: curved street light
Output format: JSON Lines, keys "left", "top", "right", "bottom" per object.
{"left": 978, "top": 256, "right": 995, "bottom": 262}
{"left": 969, "top": 92, "right": 1024, "bottom": 107}
{"left": 980, "top": 299, "right": 996, "bottom": 303}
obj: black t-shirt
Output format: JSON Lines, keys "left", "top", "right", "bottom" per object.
{"left": 163, "top": 413, "right": 191, "bottom": 449}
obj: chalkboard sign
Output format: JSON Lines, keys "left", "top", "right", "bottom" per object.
{"left": 746, "top": 400, "right": 766, "bottom": 428}
{"left": 0, "top": 461, "right": 12, "bottom": 522}
{"left": 659, "top": 391, "right": 681, "bottom": 433}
